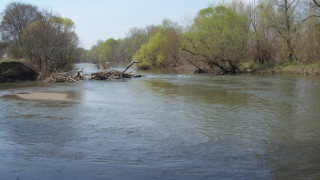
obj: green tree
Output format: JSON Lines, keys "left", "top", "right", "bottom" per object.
{"left": 133, "top": 30, "right": 167, "bottom": 69}
{"left": 122, "top": 27, "right": 148, "bottom": 62}
{"left": 75, "top": 47, "right": 88, "bottom": 62}
{"left": 87, "top": 40, "right": 103, "bottom": 65}
{"left": 162, "top": 19, "right": 183, "bottom": 67}
{"left": 133, "top": 19, "right": 182, "bottom": 69}
{"left": 98, "top": 38, "right": 118, "bottom": 66}
{"left": 181, "top": 5, "right": 250, "bottom": 73}
{"left": 87, "top": 45, "right": 99, "bottom": 64}
{"left": 22, "top": 11, "right": 78, "bottom": 73}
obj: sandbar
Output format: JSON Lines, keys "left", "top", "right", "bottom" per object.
{"left": 16, "top": 92, "right": 71, "bottom": 101}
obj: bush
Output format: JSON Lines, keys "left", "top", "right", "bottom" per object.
{"left": 136, "top": 61, "right": 152, "bottom": 70}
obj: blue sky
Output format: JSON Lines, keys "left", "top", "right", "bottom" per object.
{"left": 0, "top": 0, "right": 226, "bottom": 49}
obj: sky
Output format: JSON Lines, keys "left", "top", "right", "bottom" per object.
{"left": 0, "top": 0, "right": 230, "bottom": 49}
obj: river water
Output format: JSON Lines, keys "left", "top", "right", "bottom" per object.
{"left": 0, "top": 63, "right": 319, "bottom": 179}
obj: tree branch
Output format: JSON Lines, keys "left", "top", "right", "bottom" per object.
{"left": 313, "top": 0, "right": 320, "bottom": 8}
{"left": 122, "top": 60, "right": 141, "bottom": 73}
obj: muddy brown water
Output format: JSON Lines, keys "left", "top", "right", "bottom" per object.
{"left": 1, "top": 63, "right": 320, "bottom": 179}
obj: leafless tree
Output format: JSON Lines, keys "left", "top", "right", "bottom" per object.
{"left": 0, "top": 2, "right": 39, "bottom": 58}
{"left": 270, "top": 0, "right": 301, "bottom": 62}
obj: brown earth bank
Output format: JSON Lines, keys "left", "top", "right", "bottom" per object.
{"left": 168, "top": 61, "right": 320, "bottom": 75}
{"left": 0, "top": 61, "right": 38, "bottom": 82}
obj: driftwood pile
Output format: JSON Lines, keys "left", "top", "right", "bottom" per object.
{"left": 45, "top": 68, "right": 84, "bottom": 83}
{"left": 45, "top": 61, "right": 142, "bottom": 83}
{"left": 90, "top": 70, "right": 141, "bottom": 80}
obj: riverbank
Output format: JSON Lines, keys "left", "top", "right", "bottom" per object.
{"left": 1, "top": 60, "right": 319, "bottom": 84}
{"left": 0, "top": 60, "right": 38, "bottom": 82}
{"left": 134, "top": 60, "right": 320, "bottom": 75}
{"left": 239, "top": 61, "right": 320, "bottom": 75}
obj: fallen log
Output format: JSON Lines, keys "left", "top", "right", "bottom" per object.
{"left": 44, "top": 69, "right": 84, "bottom": 83}
{"left": 90, "top": 70, "right": 141, "bottom": 80}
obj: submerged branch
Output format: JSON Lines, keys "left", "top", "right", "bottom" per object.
{"left": 123, "top": 60, "right": 142, "bottom": 73}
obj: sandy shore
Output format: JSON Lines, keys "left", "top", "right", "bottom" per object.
{"left": 16, "top": 92, "right": 71, "bottom": 101}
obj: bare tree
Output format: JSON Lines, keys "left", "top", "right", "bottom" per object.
{"left": 0, "top": 2, "right": 39, "bottom": 58}
{"left": 270, "top": 0, "right": 301, "bottom": 62}
{"left": 248, "top": 0, "right": 277, "bottom": 63}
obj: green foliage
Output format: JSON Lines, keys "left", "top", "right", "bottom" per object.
{"left": 86, "top": 26, "right": 160, "bottom": 66}
{"left": 281, "top": 61, "right": 296, "bottom": 67}
{"left": 86, "top": 19, "right": 182, "bottom": 70}
{"left": 0, "top": 2, "right": 79, "bottom": 74}
{"left": 82, "top": 1, "right": 320, "bottom": 75}
{"left": 137, "top": 60, "right": 152, "bottom": 70}
{"left": 182, "top": 5, "right": 250, "bottom": 73}
{"left": 239, "top": 61, "right": 273, "bottom": 72}
{"left": 0, "top": 2, "right": 39, "bottom": 59}
{"left": 98, "top": 38, "right": 118, "bottom": 65}
{"left": 0, "top": 59, "right": 21, "bottom": 64}
{"left": 239, "top": 62, "right": 255, "bottom": 70}
{"left": 133, "top": 30, "right": 167, "bottom": 68}
{"left": 307, "top": 63, "right": 320, "bottom": 68}
{"left": 21, "top": 12, "right": 78, "bottom": 72}
{"left": 132, "top": 19, "right": 182, "bottom": 69}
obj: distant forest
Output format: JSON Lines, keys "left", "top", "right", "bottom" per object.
{"left": 1, "top": 0, "right": 320, "bottom": 75}
{"left": 83, "top": 0, "right": 320, "bottom": 73}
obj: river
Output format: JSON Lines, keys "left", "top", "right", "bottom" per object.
{"left": 0, "top": 63, "right": 319, "bottom": 179}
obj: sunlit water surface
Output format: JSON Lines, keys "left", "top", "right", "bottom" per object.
{"left": 1, "top": 63, "right": 320, "bottom": 179}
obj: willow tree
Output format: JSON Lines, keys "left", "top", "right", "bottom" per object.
{"left": 133, "top": 19, "right": 182, "bottom": 69}
{"left": 133, "top": 30, "right": 167, "bottom": 69}
{"left": 181, "top": 6, "right": 250, "bottom": 73}
{"left": 98, "top": 38, "right": 119, "bottom": 66}
{"left": 22, "top": 11, "right": 78, "bottom": 73}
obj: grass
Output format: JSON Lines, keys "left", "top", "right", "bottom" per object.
{"left": 0, "top": 59, "right": 22, "bottom": 64}
{"left": 306, "top": 62, "right": 320, "bottom": 68}
{"left": 239, "top": 61, "right": 273, "bottom": 73}
{"left": 239, "top": 61, "right": 320, "bottom": 75}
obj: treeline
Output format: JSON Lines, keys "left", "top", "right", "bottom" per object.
{"left": 86, "top": 0, "right": 320, "bottom": 73}
{"left": 0, "top": 2, "right": 79, "bottom": 78}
